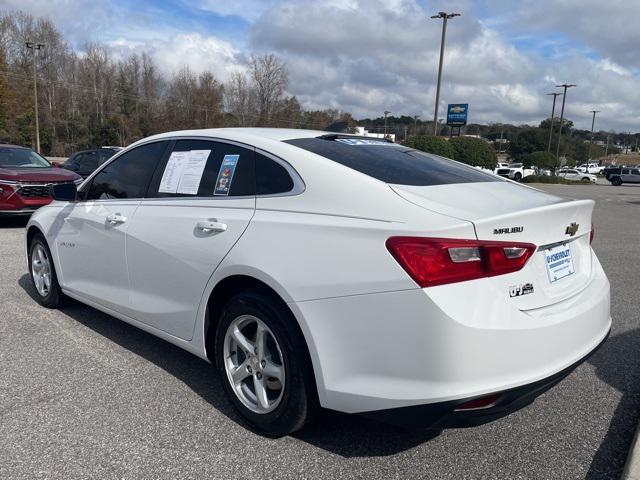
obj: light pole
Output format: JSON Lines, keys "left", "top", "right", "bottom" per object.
{"left": 26, "top": 42, "right": 44, "bottom": 153}
{"left": 430, "top": 11, "right": 460, "bottom": 136}
{"left": 587, "top": 110, "right": 600, "bottom": 161}
{"left": 554, "top": 83, "right": 576, "bottom": 164}
{"left": 546, "top": 92, "right": 561, "bottom": 152}
{"left": 413, "top": 114, "right": 420, "bottom": 135}
{"left": 383, "top": 110, "right": 391, "bottom": 138}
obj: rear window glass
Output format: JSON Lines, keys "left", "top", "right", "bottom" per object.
{"left": 284, "top": 137, "right": 501, "bottom": 186}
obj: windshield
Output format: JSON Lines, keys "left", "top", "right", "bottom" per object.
{"left": 508, "top": 163, "right": 522, "bottom": 168}
{"left": 0, "top": 148, "right": 51, "bottom": 168}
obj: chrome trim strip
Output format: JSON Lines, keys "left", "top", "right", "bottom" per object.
{"left": 537, "top": 234, "right": 585, "bottom": 251}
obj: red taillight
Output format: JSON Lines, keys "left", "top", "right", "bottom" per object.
{"left": 590, "top": 223, "right": 595, "bottom": 244}
{"left": 386, "top": 237, "right": 536, "bottom": 287}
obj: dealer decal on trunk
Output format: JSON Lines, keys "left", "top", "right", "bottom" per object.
{"left": 509, "top": 283, "right": 534, "bottom": 297}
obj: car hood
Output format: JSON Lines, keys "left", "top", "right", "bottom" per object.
{"left": 0, "top": 167, "right": 81, "bottom": 183}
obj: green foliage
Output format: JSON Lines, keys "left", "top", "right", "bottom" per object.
{"left": 522, "top": 150, "right": 556, "bottom": 168}
{"left": 509, "top": 129, "right": 548, "bottom": 161}
{"left": 522, "top": 175, "right": 592, "bottom": 185}
{"left": 405, "top": 135, "right": 455, "bottom": 158}
{"left": 539, "top": 118, "right": 573, "bottom": 131}
{"left": 448, "top": 136, "right": 497, "bottom": 169}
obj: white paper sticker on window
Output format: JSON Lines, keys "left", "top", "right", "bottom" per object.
{"left": 176, "top": 150, "right": 209, "bottom": 195}
{"left": 158, "top": 150, "right": 210, "bottom": 195}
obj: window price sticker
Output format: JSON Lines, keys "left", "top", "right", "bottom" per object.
{"left": 214, "top": 155, "right": 239, "bottom": 196}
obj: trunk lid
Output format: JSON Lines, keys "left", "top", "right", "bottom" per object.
{"left": 391, "top": 182, "right": 594, "bottom": 310}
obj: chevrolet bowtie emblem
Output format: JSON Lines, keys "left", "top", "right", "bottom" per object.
{"left": 565, "top": 222, "right": 579, "bottom": 236}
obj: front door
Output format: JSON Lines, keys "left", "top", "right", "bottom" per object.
{"left": 125, "top": 139, "right": 256, "bottom": 340}
{"left": 54, "top": 141, "right": 170, "bottom": 312}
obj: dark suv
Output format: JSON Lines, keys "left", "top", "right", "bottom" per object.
{"left": 63, "top": 147, "right": 121, "bottom": 178}
{"left": 607, "top": 167, "right": 640, "bottom": 186}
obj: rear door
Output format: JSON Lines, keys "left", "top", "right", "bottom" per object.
{"left": 125, "top": 138, "right": 256, "bottom": 340}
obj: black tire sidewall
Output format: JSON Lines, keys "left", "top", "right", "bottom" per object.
{"left": 214, "top": 291, "right": 316, "bottom": 436}
{"left": 28, "top": 234, "right": 62, "bottom": 308}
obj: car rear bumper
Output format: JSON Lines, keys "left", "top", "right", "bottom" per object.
{"left": 358, "top": 327, "right": 609, "bottom": 429}
{"left": 292, "top": 252, "right": 611, "bottom": 415}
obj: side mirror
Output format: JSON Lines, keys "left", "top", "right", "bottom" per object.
{"left": 50, "top": 183, "right": 77, "bottom": 202}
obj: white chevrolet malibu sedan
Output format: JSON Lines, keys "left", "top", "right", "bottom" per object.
{"left": 26, "top": 128, "right": 611, "bottom": 435}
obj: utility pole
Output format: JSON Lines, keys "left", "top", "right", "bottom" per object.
{"left": 383, "top": 110, "right": 391, "bottom": 138}
{"left": 546, "top": 92, "right": 561, "bottom": 152}
{"left": 587, "top": 110, "right": 600, "bottom": 161}
{"left": 430, "top": 11, "right": 460, "bottom": 136}
{"left": 605, "top": 135, "right": 610, "bottom": 157}
{"left": 26, "top": 42, "right": 45, "bottom": 153}
{"left": 555, "top": 83, "right": 576, "bottom": 165}
{"left": 413, "top": 114, "right": 420, "bottom": 135}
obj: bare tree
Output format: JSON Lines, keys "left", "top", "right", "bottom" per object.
{"left": 250, "top": 54, "right": 288, "bottom": 126}
{"left": 224, "top": 70, "right": 256, "bottom": 127}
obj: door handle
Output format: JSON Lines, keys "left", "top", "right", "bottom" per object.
{"left": 196, "top": 220, "right": 227, "bottom": 233}
{"left": 106, "top": 213, "right": 127, "bottom": 225}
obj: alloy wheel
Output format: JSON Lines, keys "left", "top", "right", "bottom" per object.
{"left": 31, "top": 244, "right": 51, "bottom": 297}
{"left": 223, "top": 314, "right": 286, "bottom": 414}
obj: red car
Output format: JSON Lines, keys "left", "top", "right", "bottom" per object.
{"left": 0, "top": 144, "right": 82, "bottom": 216}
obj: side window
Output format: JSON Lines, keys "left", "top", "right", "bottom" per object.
{"left": 622, "top": 169, "right": 630, "bottom": 174}
{"left": 98, "top": 150, "right": 114, "bottom": 166}
{"left": 632, "top": 169, "right": 640, "bottom": 175}
{"left": 150, "top": 139, "right": 255, "bottom": 198}
{"left": 256, "top": 153, "right": 294, "bottom": 195}
{"left": 78, "top": 152, "right": 98, "bottom": 175}
{"left": 86, "top": 141, "right": 169, "bottom": 200}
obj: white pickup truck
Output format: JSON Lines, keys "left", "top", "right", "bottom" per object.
{"left": 495, "top": 163, "right": 536, "bottom": 181}
{"left": 577, "top": 163, "right": 604, "bottom": 175}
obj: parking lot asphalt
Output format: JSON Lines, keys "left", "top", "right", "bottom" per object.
{"left": 1, "top": 182, "right": 639, "bottom": 480}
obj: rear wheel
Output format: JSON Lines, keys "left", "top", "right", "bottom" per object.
{"left": 215, "top": 291, "right": 318, "bottom": 436}
{"left": 28, "top": 234, "right": 65, "bottom": 308}
{"left": 611, "top": 176, "right": 622, "bottom": 186}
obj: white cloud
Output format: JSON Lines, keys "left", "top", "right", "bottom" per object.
{"left": 148, "top": 33, "right": 245, "bottom": 81}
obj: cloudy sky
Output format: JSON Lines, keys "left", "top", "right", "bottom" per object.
{"left": 4, "top": 0, "right": 639, "bottom": 131}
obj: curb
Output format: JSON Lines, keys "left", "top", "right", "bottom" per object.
{"left": 622, "top": 421, "right": 640, "bottom": 479}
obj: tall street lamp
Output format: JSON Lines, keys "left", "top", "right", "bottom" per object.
{"left": 26, "top": 42, "right": 45, "bottom": 153}
{"left": 554, "top": 83, "right": 576, "bottom": 164}
{"left": 413, "top": 114, "right": 420, "bottom": 135}
{"left": 383, "top": 110, "right": 391, "bottom": 138}
{"left": 430, "top": 11, "right": 460, "bottom": 136}
{"left": 546, "top": 92, "right": 562, "bottom": 152}
{"left": 587, "top": 110, "right": 600, "bottom": 161}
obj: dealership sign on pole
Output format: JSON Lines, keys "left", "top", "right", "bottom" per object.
{"left": 446, "top": 103, "right": 468, "bottom": 126}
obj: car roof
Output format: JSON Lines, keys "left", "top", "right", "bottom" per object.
{"left": 0, "top": 144, "right": 29, "bottom": 150}
{"left": 131, "top": 128, "right": 357, "bottom": 152}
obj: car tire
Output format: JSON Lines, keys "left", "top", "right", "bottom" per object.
{"left": 514, "top": 172, "right": 522, "bottom": 182}
{"left": 581, "top": 177, "right": 591, "bottom": 183}
{"left": 611, "top": 177, "right": 622, "bottom": 186}
{"left": 28, "top": 233, "right": 65, "bottom": 308}
{"left": 215, "top": 290, "right": 319, "bottom": 436}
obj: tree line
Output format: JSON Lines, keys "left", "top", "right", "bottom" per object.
{"left": 0, "top": 11, "right": 356, "bottom": 156}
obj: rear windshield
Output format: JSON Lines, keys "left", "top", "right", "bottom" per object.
{"left": 285, "top": 137, "right": 501, "bottom": 186}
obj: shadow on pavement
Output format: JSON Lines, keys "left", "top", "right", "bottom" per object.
{"left": 587, "top": 328, "right": 640, "bottom": 479}
{"left": 18, "top": 273, "right": 438, "bottom": 457}
{"left": 0, "top": 216, "right": 29, "bottom": 229}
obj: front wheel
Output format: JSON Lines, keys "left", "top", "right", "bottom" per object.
{"left": 514, "top": 172, "right": 522, "bottom": 182}
{"left": 215, "top": 291, "right": 318, "bottom": 436}
{"left": 581, "top": 177, "right": 591, "bottom": 183}
{"left": 28, "top": 233, "right": 65, "bottom": 308}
